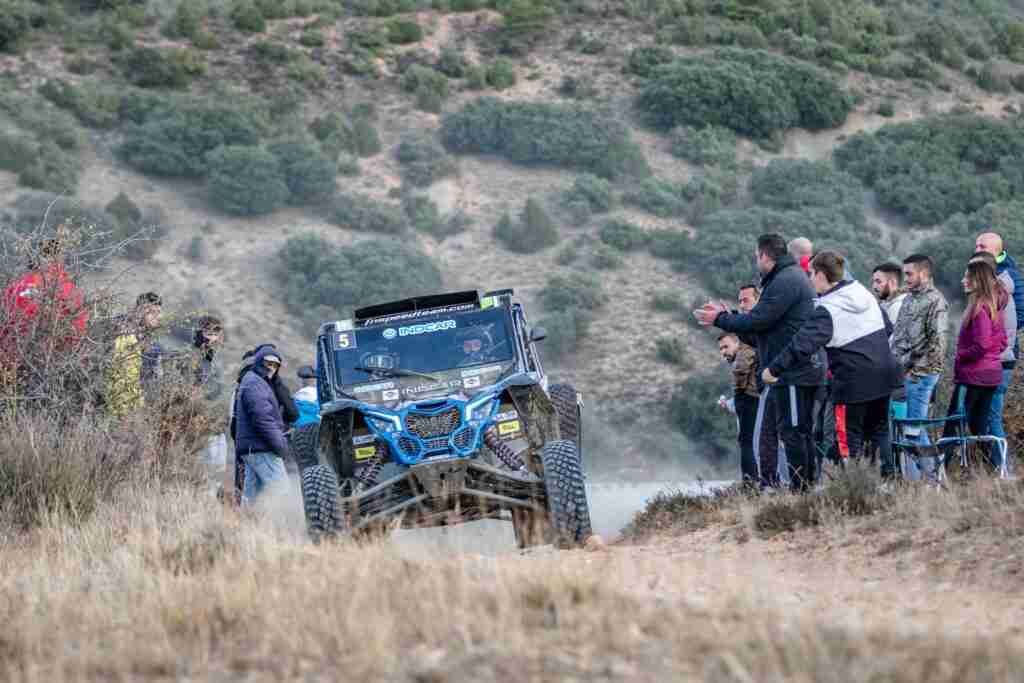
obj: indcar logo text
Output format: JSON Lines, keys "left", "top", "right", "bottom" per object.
{"left": 399, "top": 320, "right": 457, "bottom": 337}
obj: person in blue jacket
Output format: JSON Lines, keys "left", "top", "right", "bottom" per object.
{"left": 293, "top": 364, "right": 320, "bottom": 427}
{"left": 234, "top": 347, "right": 291, "bottom": 501}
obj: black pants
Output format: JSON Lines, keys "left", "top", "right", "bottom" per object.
{"left": 770, "top": 384, "right": 818, "bottom": 492}
{"left": 755, "top": 389, "right": 781, "bottom": 488}
{"left": 943, "top": 383, "right": 997, "bottom": 463}
{"left": 835, "top": 395, "right": 891, "bottom": 474}
{"left": 735, "top": 393, "right": 760, "bottom": 484}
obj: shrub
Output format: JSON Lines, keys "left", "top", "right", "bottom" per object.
{"left": 442, "top": 97, "right": 649, "bottom": 179}
{"left": 749, "top": 159, "right": 864, "bottom": 226}
{"left": 668, "top": 371, "right": 735, "bottom": 461}
{"left": 166, "top": 0, "right": 204, "bottom": 39}
{"left": 268, "top": 140, "right": 337, "bottom": 204}
{"left": 120, "top": 46, "right": 206, "bottom": 89}
{"left": 494, "top": 198, "right": 559, "bottom": 253}
{"left": 231, "top": 1, "right": 266, "bottom": 32}
{"left": 252, "top": 40, "right": 297, "bottom": 64}
{"left": 402, "top": 65, "right": 448, "bottom": 99}
{"left": 624, "top": 177, "right": 686, "bottom": 217}
{"left": 834, "top": 115, "right": 1024, "bottom": 226}
{"left": 627, "top": 45, "right": 674, "bottom": 77}
{"left": 876, "top": 100, "right": 895, "bottom": 117}
{"left": 590, "top": 244, "right": 622, "bottom": 270}
{"left": 288, "top": 56, "right": 326, "bottom": 85}
{"left": 299, "top": 28, "right": 325, "bottom": 47}
{"left": 669, "top": 125, "right": 738, "bottom": 167}
{"left": 38, "top": 78, "right": 121, "bottom": 129}
{"left": 353, "top": 117, "right": 382, "bottom": 157}
{"left": 106, "top": 191, "right": 142, "bottom": 225}
{"left": 402, "top": 194, "right": 443, "bottom": 236}
{"left": 465, "top": 65, "right": 487, "bottom": 89}
{"left": 395, "top": 133, "right": 455, "bottom": 187}
{"left": 119, "top": 102, "right": 262, "bottom": 177}
{"left": 206, "top": 145, "right": 289, "bottom": 216}
{"left": 637, "top": 48, "right": 853, "bottom": 138}
{"left": 563, "top": 174, "right": 613, "bottom": 213}
{"left": 337, "top": 154, "right": 360, "bottom": 176}
{"left": 599, "top": 219, "right": 647, "bottom": 251}
{"left": 277, "top": 234, "right": 442, "bottom": 328}
{"left": 536, "top": 272, "right": 606, "bottom": 358}
{"left": 486, "top": 59, "right": 516, "bottom": 89}
{"left": 327, "top": 192, "right": 406, "bottom": 233}
{"left": 437, "top": 47, "right": 468, "bottom": 78}
{"left": 557, "top": 74, "right": 596, "bottom": 99}
{"left": 18, "top": 142, "right": 81, "bottom": 194}
{"left": 0, "top": 132, "right": 34, "bottom": 173}
{"left": 498, "top": 0, "right": 556, "bottom": 55}
{"left": 387, "top": 19, "right": 422, "bottom": 44}
{"left": 655, "top": 337, "right": 692, "bottom": 368}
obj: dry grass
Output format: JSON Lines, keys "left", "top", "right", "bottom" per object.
{"left": 0, "top": 466, "right": 1022, "bottom": 681}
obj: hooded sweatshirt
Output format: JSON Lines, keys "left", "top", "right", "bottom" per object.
{"left": 768, "top": 280, "right": 902, "bottom": 404}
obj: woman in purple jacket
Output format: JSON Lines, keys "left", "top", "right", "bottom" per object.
{"left": 942, "top": 259, "right": 1009, "bottom": 468}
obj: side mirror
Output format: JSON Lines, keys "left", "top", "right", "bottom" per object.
{"left": 529, "top": 326, "right": 547, "bottom": 342}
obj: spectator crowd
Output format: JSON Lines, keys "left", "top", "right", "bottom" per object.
{"left": 697, "top": 230, "right": 1024, "bottom": 490}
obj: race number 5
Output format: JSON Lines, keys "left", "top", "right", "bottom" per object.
{"left": 336, "top": 332, "right": 356, "bottom": 349}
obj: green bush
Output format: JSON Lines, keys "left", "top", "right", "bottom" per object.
{"left": 749, "top": 159, "right": 864, "bottom": 227}
{"left": 557, "top": 74, "right": 596, "bottom": 99}
{"left": 387, "top": 19, "right": 423, "bottom": 44}
{"left": 402, "top": 65, "right": 448, "bottom": 98}
{"left": 599, "top": 219, "right": 647, "bottom": 251}
{"left": 536, "top": 271, "right": 606, "bottom": 359}
{"left": 299, "top": 28, "right": 325, "bottom": 47}
{"left": 834, "top": 114, "right": 1024, "bottom": 226}
{"left": 277, "top": 234, "right": 442, "bottom": 330}
{"left": 668, "top": 371, "right": 735, "bottom": 460}
{"left": 637, "top": 48, "right": 853, "bottom": 138}
{"left": 655, "top": 337, "right": 692, "bottom": 368}
{"left": 119, "top": 102, "right": 262, "bottom": 177}
{"left": 395, "top": 133, "right": 455, "bottom": 187}
{"left": 288, "top": 56, "right": 326, "bottom": 85}
{"left": 591, "top": 244, "right": 622, "bottom": 270}
{"left": 402, "top": 194, "right": 443, "bottom": 236}
{"left": 106, "top": 191, "right": 142, "bottom": 225}
{"left": 493, "top": 198, "right": 559, "bottom": 253}
{"left": 207, "top": 145, "right": 289, "bottom": 216}
{"left": 486, "top": 59, "right": 516, "bottom": 89}
{"left": 437, "top": 47, "right": 468, "bottom": 78}
{"left": 669, "top": 125, "right": 738, "bottom": 167}
{"left": 327, "top": 192, "right": 406, "bottom": 233}
{"left": 353, "top": 117, "right": 382, "bottom": 157}
{"left": 166, "top": 0, "right": 204, "bottom": 39}
{"left": 38, "top": 78, "right": 121, "bottom": 129}
{"left": 17, "top": 142, "right": 81, "bottom": 194}
{"left": 0, "top": 132, "right": 34, "bottom": 173}
{"left": 465, "top": 65, "right": 487, "bottom": 89}
{"left": 120, "top": 47, "right": 206, "bottom": 89}
{"left": 624, "top": 177, "right": 686, "bottom": 217}
{"left": 563, "top": 174, "right": 613, "bottom": 213}
{"left": 498, "top": 0, "right": 556, "bottom": 55}
{"left": 231, "top": 1, "right": 266, "bottom": 32}
{"left": 268, "top": 140, "right": 337, "bottom": 204}
{"left": 0, "top": 1, "right": 39, "bottom": 53}
{"left": 441, "top": 97, "right": 649, "bottom": 179}
{"left": 627, "top": 45, "right": 674, "bottom": 77}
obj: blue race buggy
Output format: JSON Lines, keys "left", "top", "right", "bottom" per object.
{"left": 291, "top": 289, "right": 592, "bottom": 548}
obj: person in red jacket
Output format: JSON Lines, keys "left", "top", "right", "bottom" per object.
{"left": 942, "top": 259, "right": 1008, "bottom": 470}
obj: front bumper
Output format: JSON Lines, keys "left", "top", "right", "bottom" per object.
{"left": 342, "top": 457, "right": 545, "bottom": 531}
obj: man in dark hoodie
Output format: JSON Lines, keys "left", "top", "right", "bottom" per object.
{"left": 762, "top": 251, "right": 902, "bottom": 470}
{"left": 234, "top": 346, "right": 291, "bottom": 501}
{"left": 696, "top": 233, "right": 826, "bottom": 491}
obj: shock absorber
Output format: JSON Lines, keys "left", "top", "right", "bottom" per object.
{"left": 483, "top": 425, "right": 526, "bottom": 471}
{"left": 355, "top": 451, "right": 384, "bottom": 493}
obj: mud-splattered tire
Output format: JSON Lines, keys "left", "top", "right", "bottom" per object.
{"left": 301, "top": 464, "right": 339, "bottom": 543}
{"left": 291, "top": 422, "right": 320, "bottom": 471}
{"left": 548, "top": 383, "right": 582, "bottom": 451}
{"left": 513, "top": 440, "right": 591, "bottom": 549}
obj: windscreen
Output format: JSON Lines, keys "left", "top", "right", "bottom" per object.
{"left": 332, "top": 307, "right": 515, "bottom": 392}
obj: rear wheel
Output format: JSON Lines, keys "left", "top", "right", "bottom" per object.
{"left": 301, "top": 464, "right": 339, "bottom": 543}
{"left": 512, "top": 440, "right": 591, "bottom": 549}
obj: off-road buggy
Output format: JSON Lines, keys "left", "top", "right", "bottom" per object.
{"left": 292, "top": 289, "right": 592, "bottom": 548}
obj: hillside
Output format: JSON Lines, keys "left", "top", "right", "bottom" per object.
{"left": 4, "top": 0, "right": 1024, "bottom": 470}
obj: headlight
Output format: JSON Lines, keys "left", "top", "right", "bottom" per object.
{"left": 464, "top": 393, "right": 498, "bottom": 424}
{"left": 365, "top": 412, "right": 401, "bottom": 434}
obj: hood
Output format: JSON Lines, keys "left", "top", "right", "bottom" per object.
{"left": 252, "top": 346, "right": 282, "bottom": 379}
{"left": 294, "top": 386, "right": 318, "bottom": 403}
{"left": 820, "top": 280, "right": 874, "bottom": 315}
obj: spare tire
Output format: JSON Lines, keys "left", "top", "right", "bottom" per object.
{"left": 301, "top": 464, "right": 339, "bottom": 543}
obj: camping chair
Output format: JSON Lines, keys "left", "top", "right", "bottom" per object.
{"left": 891, "top": 389, "right": 1009, "bottom": 485}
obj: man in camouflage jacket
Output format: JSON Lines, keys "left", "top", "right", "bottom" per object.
{"left": 889, "top": 255, "right": 949, "bottom": 480}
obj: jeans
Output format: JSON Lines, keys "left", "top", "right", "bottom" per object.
{"left": 988, "top": 367, "right": 1013, "bottom": 468}
{"left": 904, "top": 374, "right": 940, "bottom": 481}
{"left": 242, "top": 450, "right": 289, "bottom": 502}
{"left": 735, "top": 393, "right": 760, "bottom": 484}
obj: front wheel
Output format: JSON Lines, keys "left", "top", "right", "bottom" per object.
{"left": 301, "top": 464, "right": 339, "bottom": 543}
{"left": 512, "top": 440, "right": 592, "bottom": 549}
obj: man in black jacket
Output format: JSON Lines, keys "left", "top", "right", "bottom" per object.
{"left": 762, "top": 251, "right": 902, "bottom": 470}
{"left": 696, "top": 234, "right": 826, "bottom": 491}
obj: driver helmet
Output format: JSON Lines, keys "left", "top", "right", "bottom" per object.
{"left": 456, "top": 325, "right": 494, "bottom": 360}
